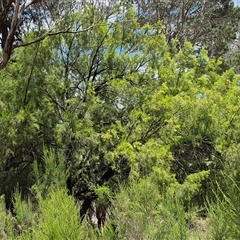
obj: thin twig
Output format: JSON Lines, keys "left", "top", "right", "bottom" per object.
{"left": 13, "top": 24, "right": 98, "bottom": 49}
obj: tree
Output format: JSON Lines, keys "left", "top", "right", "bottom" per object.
{"left": 1, "top": 3, "right": 240, "bottom": 235}
{"left": 128, "top": 0, "right": 240, "bottom": 60}
{"left": 0, "top": 0, "right": 113, "bottom": 70}
{"left": 0, "top": 0, "right": 42, "bottom": 69}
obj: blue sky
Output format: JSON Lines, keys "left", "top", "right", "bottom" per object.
{"left": 234, "top": 0, "right": 240, "bottom": 6}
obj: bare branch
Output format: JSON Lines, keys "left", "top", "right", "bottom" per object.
{"left": 13, "top": 24, "right": 98, "bottom": 49}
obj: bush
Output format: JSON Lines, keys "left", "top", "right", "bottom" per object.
{"left": 207, "top": 175, "right": 240, "bottom": 240}
{"left": 111, "top": 178, "right": 189, "bottom": 240}
{"left": 22, "top": 188, "right": 83, "bottom": 240}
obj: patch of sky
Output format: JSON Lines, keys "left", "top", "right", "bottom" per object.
{"left": 237, "top": 80, "right": 240, "bottom": 87}
{"left": 233, "top": 0, "right": 240, "bottom": 6}
{"left": 197, "top": 93, "right": 205, "bottom": 99}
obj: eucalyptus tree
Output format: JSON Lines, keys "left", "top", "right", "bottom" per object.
{"left": 0, "top": 0, "right": 116, "bottom": 70}
{"left": 128, "top": 0, "right": 240, "bottom": 59}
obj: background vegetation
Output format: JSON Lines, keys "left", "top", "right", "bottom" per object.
{"left": 1, "top": 0, "right": 240, "bottom": 239}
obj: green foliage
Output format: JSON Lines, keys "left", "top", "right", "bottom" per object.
{"left": 12, "top": 190, "right": 36, "bottom": 233}
{"left": 1, "top": 3, "right": 240, "bottom": 238}
{"left": 111, "top": 178, "right": 189, "bottom": 240}
{"left": 92, "top": 185, "right": 111, "bottom": 207}
{"left": 0, "top": 195, "right": 11, "bottom": 239}
{"left": 32, "top": 148, "right": 68, "bottom": 196}
{"left": 22, "top": 188, "right": 83, "bottom": 240}
{"left": 175, "top": 171, "right": 210, "bottom": 202}
{"left": 207, "top": 175, "right": 240, "bottom": 240}
{"left": 207, "top": 200, "right": 231, "bottom": 240}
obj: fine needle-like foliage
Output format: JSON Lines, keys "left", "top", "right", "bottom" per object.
{"left": 0, "top": 2, "right": 240, "bottom": 239}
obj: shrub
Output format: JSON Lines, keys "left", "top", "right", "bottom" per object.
{"left": 111, "top": 178, "right": 189, "bottom": 240}
{"left": 22, "top": 188, "right": 83, "bottom": 240}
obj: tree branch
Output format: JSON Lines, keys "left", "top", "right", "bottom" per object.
{"left": 23, "top": 0, "right": 41, "bottom": 10}
{"left": 0, "top": 0, "right": 43, "bottom": 70}
{"left": 0, "top": 0, "right": 22, "bottom": 69}
{"left": 13, "top": 24, "right": 98, "bottom": 49}
{"left": 0, "top": 0, "right": 107, "bottom": 70}
{"left": 0, "top": 0, "right": 14, "bottom": 30}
